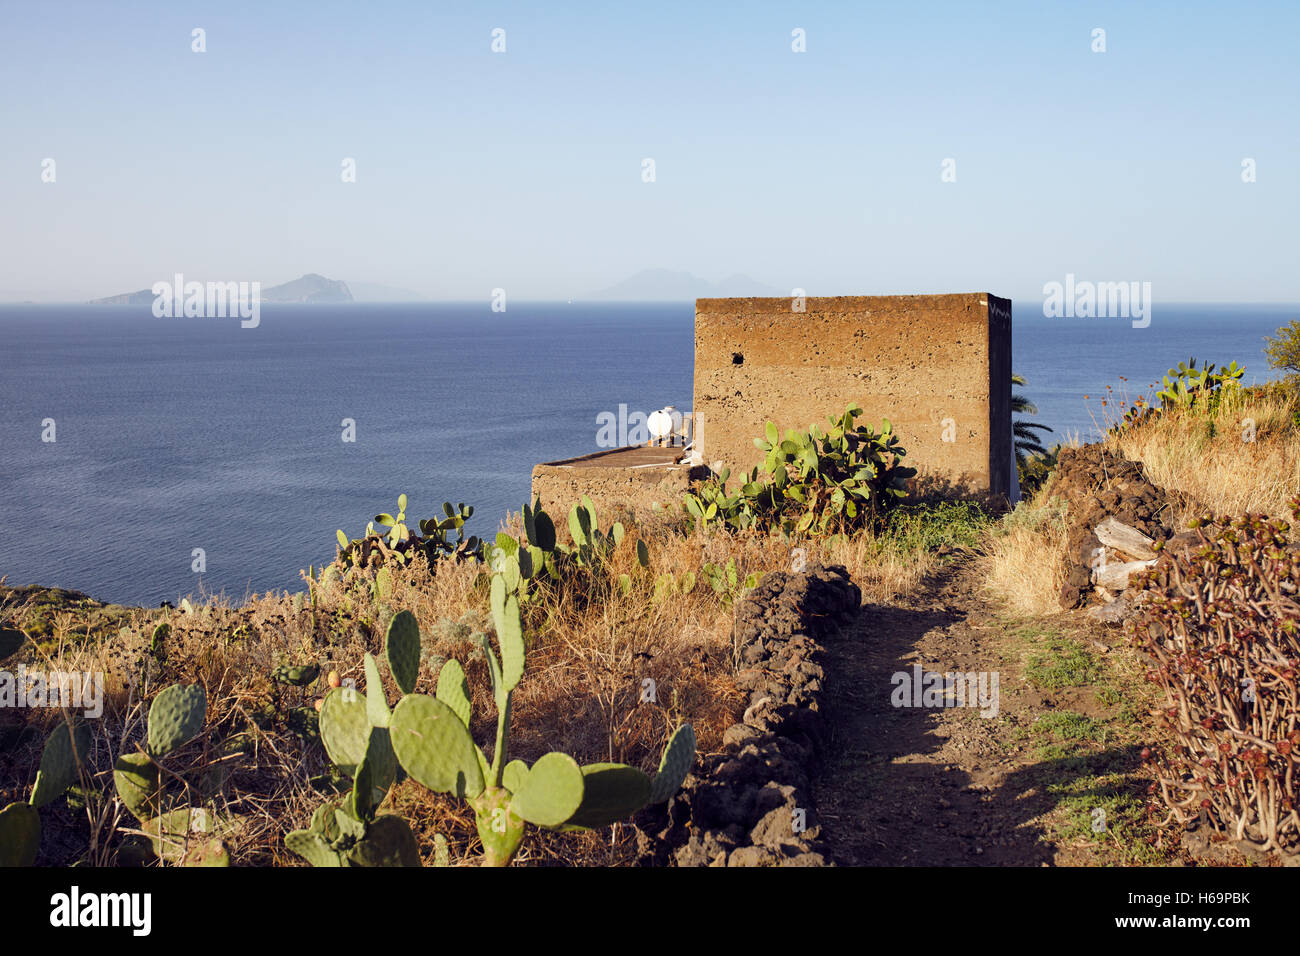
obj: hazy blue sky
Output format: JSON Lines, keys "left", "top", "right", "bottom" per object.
{"left": 2, "top": 0, "right": 1297, "bottom": 302}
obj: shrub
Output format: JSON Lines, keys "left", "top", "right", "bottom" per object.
{"left": 683, "top": 405, "right": 915, "bottom": 536}
{"left": 1264, "top": 318, "right": 1300, "bottom": 377}
{"left": 1132, "top": 500, "right": 1300, "bottom": 855}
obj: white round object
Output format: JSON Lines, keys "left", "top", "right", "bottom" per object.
{"left": 647, "top": 408, "right": 675, "bottom": 439}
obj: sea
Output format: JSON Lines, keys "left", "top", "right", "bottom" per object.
{"left": 1, "top": 301, "right": 1294, "bottom": 606}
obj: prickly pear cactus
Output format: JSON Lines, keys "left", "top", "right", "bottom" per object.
{"left": 30, "top": 719, "right": 90, "bottom": 809}
{"left": 649, "top": 723, "right": 696, "bottom": 804}
{"left": 565, "top": 763, "right": 652, "bottom": 830}
{"left": 114, "top": 752, "right": 161, "bottom": 822}
{"left": 294, "top": 546, "right": 698, "bottom": 866}
{"left": 385, "top": 610, "right": 421, "bottom": 695}
{"left": 147, "top": 683, "right": 206, "bottom": 758}
{"left": 0, "top": 801, "right": 40, "bottom": 866}
{"left": 389, "top": 695, "right": 484, "bottom": 798}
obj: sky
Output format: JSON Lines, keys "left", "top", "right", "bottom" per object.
{"left": 1, "top": 0, "right": 1297, "bottom": 302}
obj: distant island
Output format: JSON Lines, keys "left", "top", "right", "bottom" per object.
{"left": 89, "top": 273, "right": 353, "bottom": 305}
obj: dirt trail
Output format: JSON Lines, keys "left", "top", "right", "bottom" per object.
{"left": 815, "top": 556, "right": 1069, "bottom": 866}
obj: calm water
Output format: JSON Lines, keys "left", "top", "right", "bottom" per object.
{"left": 0, "top": 301, "right": 1293, "bottom": 605}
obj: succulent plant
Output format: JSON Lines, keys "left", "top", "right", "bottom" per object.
{"left": 683, "top": 405, "right": 915, "bottom": 536}
{"left": 1135, "top": 500, "right": 1300, "bottom": 853}
{"left": 0, "top": 712, "right": 93, "bottom": 866}
{"left": 107, "top": 682, "right": 230, "bottom": 866}
{"left": 0, "top": 802, "right": 41, "bottom": 866}
{"left": 292, "top": 573, "right": 695, "bottom": 866}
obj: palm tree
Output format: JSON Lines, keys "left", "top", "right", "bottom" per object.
{"left": 1012, "top": 373, "right": 1053, "bottom": 466}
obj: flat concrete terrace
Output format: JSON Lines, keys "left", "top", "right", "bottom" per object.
{"left": 540, "top": 446, "right": 683, "bottom": 469}
{"left": 530, "top": 446, "right": 698, "bottom": 516}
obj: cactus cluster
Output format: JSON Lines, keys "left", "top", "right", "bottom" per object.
{"left": 0, "top": 625, "right": 98, "bottom": 866}
{"left": 284, "top": 669, "right": 420, "bottom": 866}
{"left": 0, "top": 714, "right": 90, "bottom": 866}
{"left": 699, "top": 558, "right": 760, "bottom": 609}
{"left": 684, "top": 405, "right": 915, "bottom": 536}
{"left": 289, "top": 569, "right": 695, "bottom": 866}
{"left": 334, "top": 495, "right": 482, "bottom": 575}
{"left": 112, "top": 682, "right": 234, "bottom": 866}
{"left": 487, "top": 496, "right": 649, "bottom": 602}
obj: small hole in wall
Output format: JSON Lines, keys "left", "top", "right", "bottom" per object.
{"left": 732, "top": 352, "right": 744, "bottom": 365}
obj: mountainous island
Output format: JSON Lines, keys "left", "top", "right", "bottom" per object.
{"left": 89, "top": 273, "right": 354, "bottom": 305}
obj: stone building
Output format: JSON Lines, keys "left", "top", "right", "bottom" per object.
{"left": 531, "top": 293, "right": 1013, "bottom": 515}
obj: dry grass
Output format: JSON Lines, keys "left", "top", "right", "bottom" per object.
{"left": 982, "top": 495, "right": 1070, "bottom": 618}
{"left": 1, "top": 492, "right": 989, "bottom": 866}
{"left": 1104, "top": 385, "right": 1300, "bottom": 522}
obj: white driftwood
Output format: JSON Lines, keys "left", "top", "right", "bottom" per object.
{"left": 1092, "top": 558, "right": 1156, "bottom": 590}
{"left": 1094, "top": 517, "right": 1157, "bottom": 561}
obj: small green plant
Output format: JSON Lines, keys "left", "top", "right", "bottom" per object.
{"left": 700, "top": 558, "right": 760, "bottom": 608}
{"left": 1155, "top": 358, "right": 1244, "bottom": 411}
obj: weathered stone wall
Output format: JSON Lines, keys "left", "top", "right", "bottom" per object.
{"left": 693, "top": 294, "right": 1012, "bottom": 500}
{"left": 635, "top": 565, "right": 859, "bottom": 866}
{"left": 530, "top": 451, "right": 702, "bottom": 519}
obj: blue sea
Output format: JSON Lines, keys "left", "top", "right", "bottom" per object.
{"left": 0, "top": 301, "right": 1294, "bottom": 606}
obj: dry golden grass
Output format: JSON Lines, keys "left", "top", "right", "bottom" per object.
{"left": 982, "top": 495, "right": 1070, "bottom": 618}
{"left": 1, "top": 492, "right": 985, "bottom": 866}
{"left": 1105, "top": 385, "right": 1300, "bottom": 522}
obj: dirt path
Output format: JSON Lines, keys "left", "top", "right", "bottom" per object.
{"left": 814, "top": 555, "right": 1139, "bottom": 867}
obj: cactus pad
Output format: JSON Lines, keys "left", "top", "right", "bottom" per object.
{"left": 389, "top": 694, "right": 484, "bottom": 798}
{"left": 0, "top": 801, "right": 40, "bottom": 866}
{"left": 436, "top": 659, "right": 472, "bottom": 727}
{"left": 363, "top": 653, "right": 391, "bottom": 728}
{"left": 564, "top": 763, "right": 652, "bottom": 830}
{"left": 348, "top": 815, "right": 421, "bottom": 867}
{"left": 320, "top": 687, "right": 372, "bottom": 776}
{"left": 271, "top": 663, "right": 320, "bottom": 686}
{"left": 349, "top": 727, "right": 397, "bottom": 820}
{"left": 147, "top": 683, "right": 207, "bottom": 758}
{"left": 490, "top": 576, "right": 525, "bottom": 692}
{"left": 30, "top": 719, "right": 90, "bottom": 809}
{"left": 385, "top": 610, "right": 421, "bottom": 695}
{"left": 502, "top": 758, "right": 530, "bottom": 793}
{"left": 113, "top": 751, "right": 160, "bottom": 822}
{"left": 508, "top": 751, "right": 584, "bottom": 828}
{"left": 649, "top": 723, "right": 696, "bottom": 804}
{"left": 143, "top": 807, "right": 213, "bottom": 864}
{"left": 182, "top": 838, "right": 230, "bottom": 867}
{"left": 285, "top": 829, "right": 342, "bottom": 867}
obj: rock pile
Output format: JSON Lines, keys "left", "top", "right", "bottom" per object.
{"left": 635, "top": 565, "right": 859, "bottom": 866}
{"left": 1047, "top": 445, "right": 1193, "bottom": 614}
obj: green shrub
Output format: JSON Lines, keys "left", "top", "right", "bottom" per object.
{"left": 683, "top": 404, "right": 915, "bottom": 536}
